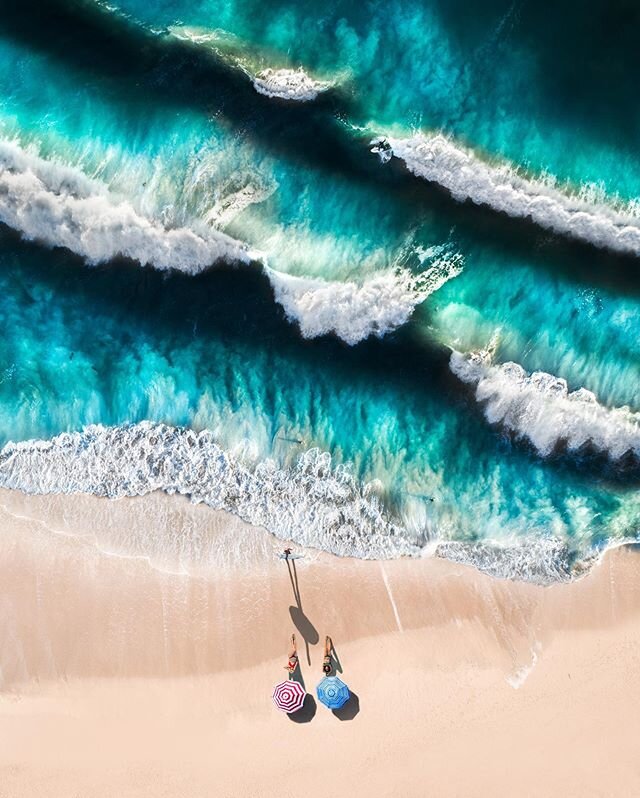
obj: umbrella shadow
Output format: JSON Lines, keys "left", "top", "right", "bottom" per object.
{"left": 332, "top": 691, "right": 360, "bottom": 721}
{"left": 288, "top": 693, "right": 318, "bottom": 724}
{"left": 286, "top": 559, "right": 319, "bottom": 665}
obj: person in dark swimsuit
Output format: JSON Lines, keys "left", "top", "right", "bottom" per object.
{"left": 322, "top": 635, "right": 333, "bottom": 675}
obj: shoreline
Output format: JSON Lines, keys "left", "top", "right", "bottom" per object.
{"left": 1, "top": 488, "right": 640, "bottom": 796}
{"left": 0, "top": 469, "right": 628, "bottom": 586}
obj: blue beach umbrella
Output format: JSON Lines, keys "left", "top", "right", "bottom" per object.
{"left": 316, "top": 676, "right": 350, "bottom": 710}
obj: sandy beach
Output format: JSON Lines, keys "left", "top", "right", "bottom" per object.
{"left": 1, "top": 487, "right": 639, "bottom": 797}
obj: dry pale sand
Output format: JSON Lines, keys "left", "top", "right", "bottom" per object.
{"left": 0, "top": 488, "right": 639, "bottom": 797}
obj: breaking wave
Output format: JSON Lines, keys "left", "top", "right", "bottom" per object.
{"left": 266, "top": 253, "right": 463, "bottom": 345}
{"left": 451, "top": 348, "right": 640, "bottom": 461}
{"left": 0, "top": 140, "right": 252, "bottom": 273}
{"left": 0, "top": 138, "right": 462, "bottom": 345}
{"left": 169, "top": 26, "right": 331, "bottom": 102}
{"left": 375, "top": 133, "right": 640, "bottom": 257}
{"left": 251, "top": 68, "right": 330, "bottom": 102}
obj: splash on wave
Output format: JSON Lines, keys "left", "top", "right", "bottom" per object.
{"left": 266, "top": 252, "right": 463, "bottom": 345}
{"left": 251, "top": 68, "right": 330, "bottom": 102}
{"left": 169, "top": 26, "right": 330, "bottom": 102}
{"left": 451, "top": 348, "right": 640, "bottom": 461}
{"left": 374, "top": 133, "right": 640, "bottom": 257}
{"left": 0, "top": 139, "right": 251, "bottom": 272}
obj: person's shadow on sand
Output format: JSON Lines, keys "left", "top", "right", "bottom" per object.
{"left": 327, "top": 639, "right": 343, "bottom": 676}
{"left": 286, "top": 558, "right": 319, "bottom": 665}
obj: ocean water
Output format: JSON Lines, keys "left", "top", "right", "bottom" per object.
{"left": 0, "top": 0, "right": 639, "bottom": 581}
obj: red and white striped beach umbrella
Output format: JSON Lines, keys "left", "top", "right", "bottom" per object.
{"left": 272, "top": 680, "right": 306, "bottom": 713}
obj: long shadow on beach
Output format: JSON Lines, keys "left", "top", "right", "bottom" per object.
{"left": 286, "top": 559, "right": 319, "bottom": 666}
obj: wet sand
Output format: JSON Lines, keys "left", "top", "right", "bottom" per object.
{"left": 1, "top": 488, "right": 639, "bottom": 796}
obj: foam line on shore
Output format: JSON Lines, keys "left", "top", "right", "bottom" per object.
{"left": 0, "top": 422, "right": 415, "bottom": 559}
{"left": 0, "top": 422, "right": 597, "bottom": 583}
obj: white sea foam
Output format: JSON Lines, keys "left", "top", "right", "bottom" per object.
{"left": 251, "top": 68, "right": 330, "bottom": 102}
{"left": 0, "top": 423, "right": 595, "bottom": 583}
{"left": 0, "top": 140, "right": 251, "bottom": 273}
{"left": 0, "top": 423, "right": 415, "bottom": 559}
{"left": 168, "top": 25, "right": 228, "bottom": 47}
{"left": 507, "top": 644, "right": 541, "bottom": 689}
{"left": 376, "top": 133, "right": 640, "bottom": 256}
{"left": 204, "top": 180, "right": 276, "bottom": 229}
{"left": 168, "top": 26, "right": 330, "bottom": 102}
{"left": 266, "top": 254, "right": 463, "bottom": 345}
{"left": 451, "top": 348, "right": 640, "bottom": 460}
{"left": 435, "top": 538, "right": 571, "bottom": 583}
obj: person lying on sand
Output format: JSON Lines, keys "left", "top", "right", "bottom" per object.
{"left": 322, "top": 635, "right": 333, "bottom": 675}
{"left": 285, "top": 634, "right": 299, "bottom": 674}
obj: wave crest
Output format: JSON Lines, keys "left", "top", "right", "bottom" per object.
{"left": 451, "top": 348, "right": 640, "bottom": 460}
{"left": 266, "top": 253, "right": 463, "bottom": 345}
{"left": 378, "top": 133, "right": 640, "bottom": 257}
{"left": 169, "top": 26, "right": 331, "bottom": 102}
{"left": 0, "top": 140, "right": 251, "bottom": 273}
{"left": 252, "top": 68, "right": 330, "bottom": 102}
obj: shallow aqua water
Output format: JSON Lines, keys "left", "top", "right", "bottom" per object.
{"left": 0, "top": 0, "right": 638, "bottom": 577}
{"left": 2, "top": 235, "right": 637, "bottom": 558}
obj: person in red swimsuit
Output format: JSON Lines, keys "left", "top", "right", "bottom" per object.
{"left": 285, "top": 634, "right": 299, "bottom": 674}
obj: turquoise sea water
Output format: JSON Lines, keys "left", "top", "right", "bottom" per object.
{"left": 0, "top": 0, "right": 639, "bottom": 580}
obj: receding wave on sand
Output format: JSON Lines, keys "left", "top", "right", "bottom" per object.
{"left": 0, "top": 421, "right": 629, "bottom": 584}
